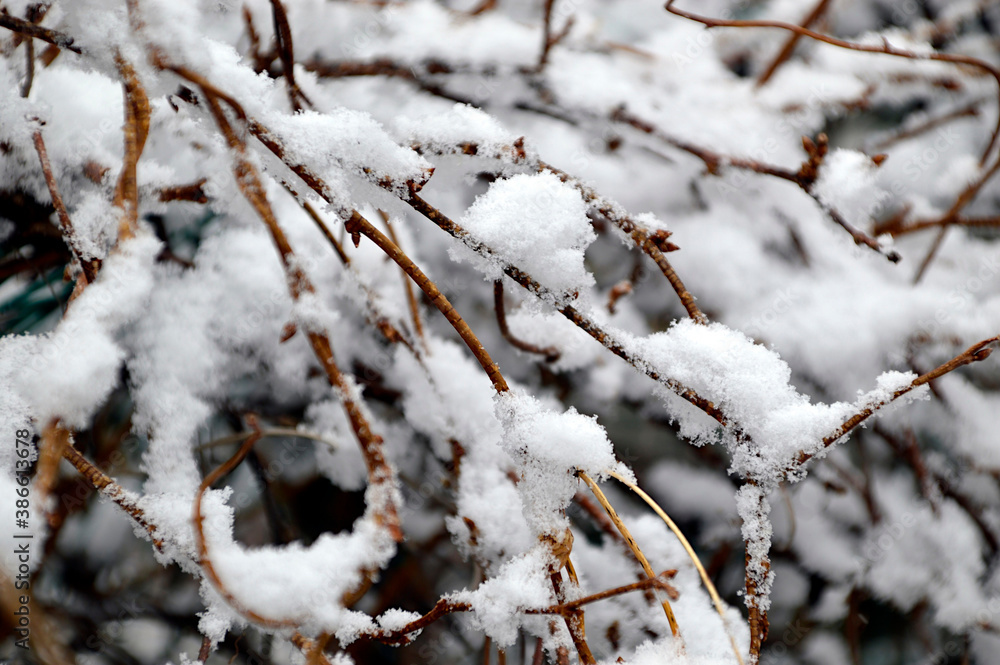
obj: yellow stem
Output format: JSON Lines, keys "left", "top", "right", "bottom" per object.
{"left": 608, "top": 469, "right": 745, "bottom": 665}
{"left": 578, "top": 472, "right": 682, "bottom": 642}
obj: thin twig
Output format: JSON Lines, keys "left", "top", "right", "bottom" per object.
{"left": 381, "top": 211, "right": 427, "bottom": 347}
{"left": 796, "top": 335, "right": 1000, "bottom": 471}
{"left": 193, "top": 417, "right": 293, "bottom": 627}
{"left": 612, "top": 110, "right": 901, "bottom": 262}
{"left": 112, "top": 55, "right": 151, "bottom": 242}
{"left": 405, "top": 193, "right": 730, "bottom": 425}
{"left": 269, "top": 0, "right": 311, "bottom": 111}
{"left": 537, "top": 0, "right": 574, "bottom": 71}
{"left": 870, "top": 103, "right": 981, "bottom": 152}
{"left": 36, "top": 420, "right": 70, "bottom": 522}
{"left": 540, "top": 161, "right": 709, "bottom": 321}
{"left": 192, "top": 78, "right": 403, "bottom": 546}
{"left": 32, "top": 129, "right": 101, "bottom": 283}
{"left": 529, "top": 573, "right": 680, "bottom": 613}
{"left": 608, "top": 470, "right": 745, "bottom": 665}
{"left": 549, "top": 570, "right": 596, "bottom": 665}
{"left": 578, "top": 472, "right": 682, "bottom": 639}
{"left": 62, "top": 441, "right": 163, "bottom": 550}
{"left": 240, "top": 115, "right": 509, "bottom": 392}
{"left": 888, "top": 214, "right": 1000, "bottom": 236}
{"left": 0, "top": 13, "right": 81, "bottom": 53}
{"left": 664, "top": 0, "right": 1000, "bottom": 165}
{"left": 756, "top": 0, "right": 833, "bottom": 87}
{"left": 345, "top": 210, "right": 509, "bottom": 393}
{"left": 21, "top": 29, "right": 35, "bottom": 98}
{"left": 493, "top": 280, "right": 560, "bottom": 361}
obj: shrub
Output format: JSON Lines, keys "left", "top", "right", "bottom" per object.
{"left": 1, "top": 1, "right": 999, "bottom": 664}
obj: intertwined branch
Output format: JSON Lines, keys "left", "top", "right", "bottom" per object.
{"left": 7, "top": 2, "right": 1000, "bottom": 664}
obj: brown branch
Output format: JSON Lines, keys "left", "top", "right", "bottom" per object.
{"left": 794, "top": 335, "right": 1000, "bottom": 471}
{"left": 613, "top": 109, "right": 901, "bottom": 262}
{"left": 32, "top": 129, "right": 101, "bottom": 283}
{"left": 294, "top": 197, "right": 413, "bottom": 350}
{"left": 528, "top": 572, "right": 680, "bottom": 615}
{"left": 549, "top": 571, "right": 596, "bottom": 664}
{"left": 611, "top": 106, "right": 800, "bottom": 182}
{"left": 269, "top": 0, "right": 311, "bottom": 111}
{"left": 756, "top": 0, "right": 833, "bottom": 87}
{"left": 366, "top": 597, "right": 473, "bottom": 645}
{"left": 538, "top": 0, "right": 574, "bottom": 71}
{"left": 742, "top": 485, "right": 770, "bottom": 662}
{"left": 112, "top": 55, "right": 151, "bottom": 242}
{"left": 806, "top": 189, "right": 900, "bottom": 262}
{"left": 345, "top": 210, "right": 509, "bottom": 393}
{"left": 540, "top": 160, "right": 709, "bottom": 322}
{"left": 302, "top": 200, "right": 350, "bottom": 264}
{"left": 242, "top": 6, "right": 275, "bottom": 73}
{"left": 240, "top": 117, "right": 509, "bottom": 391}
{"left": 238, "top": 100, "right": 730, "bottom": 428}
{"left": 912, "top": 225, "right": 949, "bottom": 283}
{"left": 192, "top": 80, "right": 403, "bottom": 547}
{"left": 0, "top": 13, "right": 81, "bottom": 53}
{"left": 574, "top": 493, "right": 627, "bottom": 546}
{"left": 664, "top": 0, "right": 1000, "bottom": 165}
{"left": 870, "top": 103, "right": 981, "bottom": 152}
{"left": 405, "top": 192, "right": 730, "bottom": 425}
{"left": 381, "top": 211, "right": 426, "bottom": 346}
{"left": 912, "top": 144, "right": 1000, "bottom": 281}
{"left": 494, "top": 280, "right": 560, "bottom": 361}
{"left": 579, "top": 472, "right": 682, "bottom": 639}
{"left": 21, "top": 27, "right": 35, "bottom": 98}
{"left": 36, "top": 421, "right": 71, "bottom": 520}
{"left": 607, "top": 280, "right": 633, "bottom": 314}
{"left": 193, "top": 417, "right": 294, "bottom": 627}
{"left": 875, "top": 424, "right": 999, "bottom": 553}
{"left": 468, "top": 0, "right": 497, "bottom": 15}
{"left": 303, "top": 57, "right": 473, "bottom": 105}
{"left": 62, "top": 440, "right": 163, "bottom": 550}
{"left": 888, "top": 214, "right": 1000, "bottom": 236}
{"left": 158, "top": 179, "right": 209, "bottom": 204}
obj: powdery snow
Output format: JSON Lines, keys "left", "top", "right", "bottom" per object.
{"left": 494, "top": 391, "right": 632, "bottom": 537}
{"left": 628, "top": 319, "right": 925, "bottom": 483}
{"left": 452, "top": 172, "right": 596, "bottom": 299}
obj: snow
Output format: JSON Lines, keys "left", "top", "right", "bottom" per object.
{"left": 452, "top": 172, "right": 596, "bottom": 300}
{"left": 197, "top": 480, "right": 401, "bottom": 641}
{"left": 812, "top": 149, "right": 883, "bottom": 230}
{"left": 3, "top": 0, "right": 999, "bottom": 662}
{"left": 864, "top": 475, "right": 989, "bottom": 632}
{"left": 376, "top": 608, "right": 423, "bottom": 633}
{"left": 261, "top": 108, "right": 432, "bottom": 200}
{"left": 397, "top": 103, "right": 531, "bottom": 165}
{"left": 627, "top": 319, "right": 930, "bottom": 482}
{"left": 736, "top": 485, "right": 774, "bottom": 614}
{"left": 494, "top": 391, "right": 631, "bottom": 537}
{"left": 17, "top": 231, "right": 160, "bottom": 428}
{"left": 307, "top": 399, "right": 368, "bottom": 492}
{"left": 453, "top": 545, "right": 556, "bottom": 648}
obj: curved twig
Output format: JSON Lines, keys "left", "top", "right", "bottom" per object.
{"left": 493, "top": 280, "right": 561, "bottom": 361}
{"left": 609, "top": 470, "right": 745, "bottom": 665}
{"left": 192, "top": 418, "right": 293, "bottom": 628}
{"left": 579, "top": 472, "right": 682, "bottom": 639}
